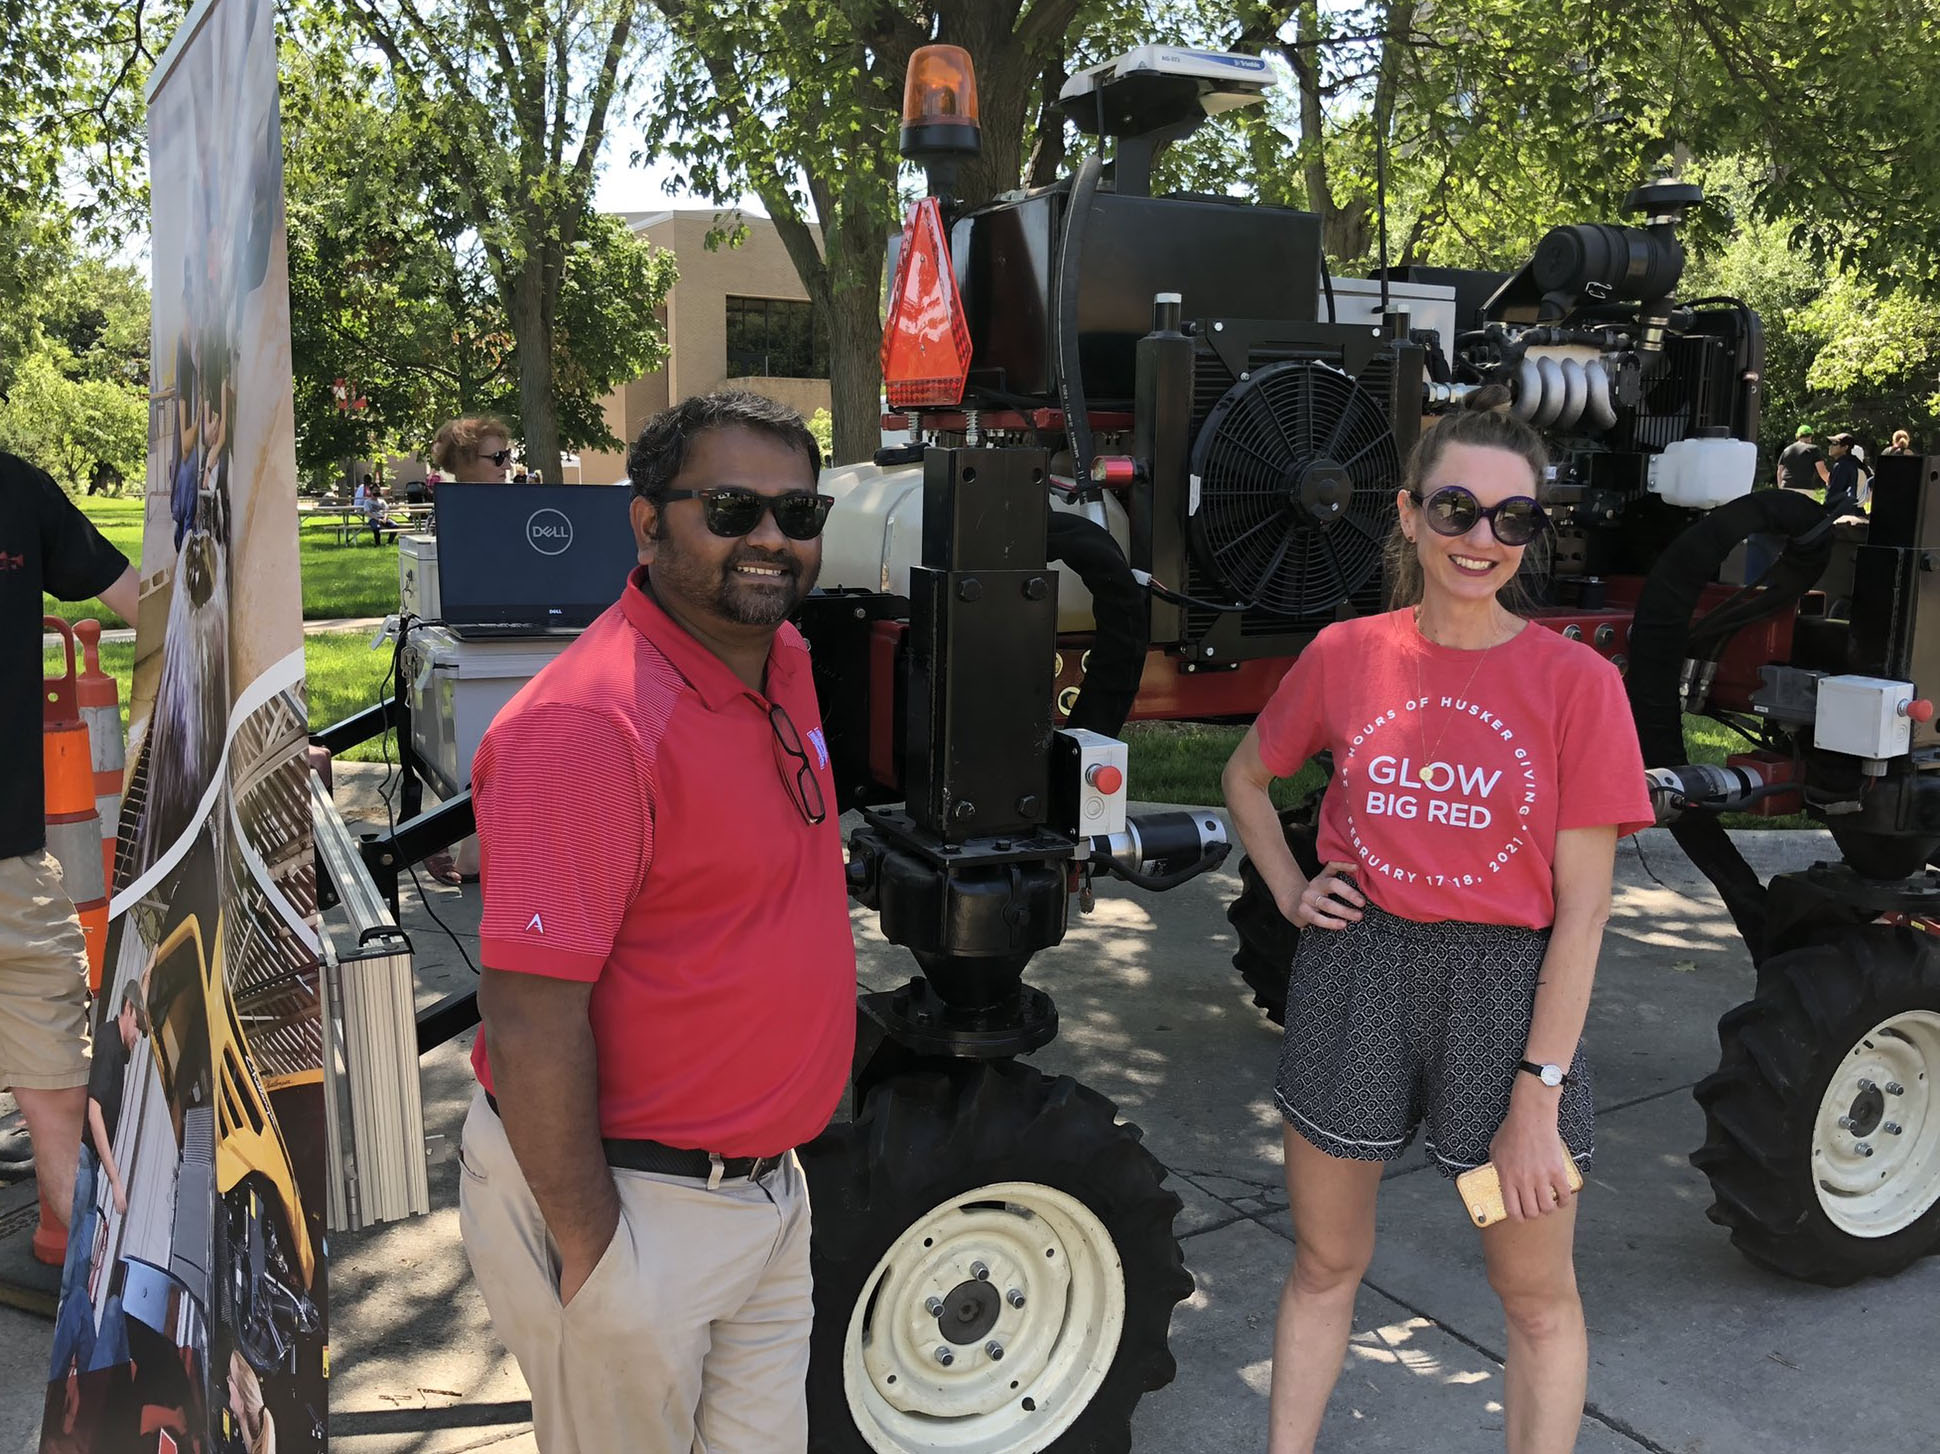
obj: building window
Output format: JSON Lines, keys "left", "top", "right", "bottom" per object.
{"left": 725, "top": 296, "right": 828, "bottom": 379}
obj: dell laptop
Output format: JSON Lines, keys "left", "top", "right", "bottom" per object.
{"left": 433, "top": 483, "right": 639, "bottom": 636}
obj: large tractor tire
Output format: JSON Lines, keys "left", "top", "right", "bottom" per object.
{"left": 799, "top": 1061, "right": 1192, "bottom": 1454}
{"left": 1692, "top": 925, "right": 1940, "bottom": 1285}
{"left": 1226, "top": 801, "right": 1322, "bottom": 1025}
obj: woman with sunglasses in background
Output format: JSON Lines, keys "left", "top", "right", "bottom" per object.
{"left": 1224, "top": 393, "right": 1654, "bottom": 1454}
{"left": 431, "top": 414, "right": 518, "bottom": 483}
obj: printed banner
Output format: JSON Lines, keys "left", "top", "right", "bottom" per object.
{"left": 42, "top": 0, "right": 329, "bottom": 1448}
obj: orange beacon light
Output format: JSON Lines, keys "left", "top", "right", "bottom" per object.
{"left": 899, "top": 45, "right": 981, "bottom": 166}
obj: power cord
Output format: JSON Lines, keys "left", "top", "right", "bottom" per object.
{"left": 378, "top": 614, "right": 479, "bottom": 976}
{"left": 1132, "top": 569, "right": 1256, "bottom": 615}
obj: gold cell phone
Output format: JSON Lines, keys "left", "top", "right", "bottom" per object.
{"left": 1456, "top": 1138, "right": 1583, "bottom": 1227}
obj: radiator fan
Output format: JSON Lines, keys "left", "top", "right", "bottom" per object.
{"left": 1189, "top": 359, "right": 1401, "bottom": 618}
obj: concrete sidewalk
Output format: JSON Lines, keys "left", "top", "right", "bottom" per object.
{"left": 4, "top": 783, "right": 1929, "bottom": 1453}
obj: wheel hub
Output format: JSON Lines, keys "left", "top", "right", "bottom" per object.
{"left": 936, "top": 1278, "right": 1000, "bottom": 1345}
{"left": 843, "top": 1181, "right": 1126, "bottom": 1454}
{"left": 1813, "top": 1009, "right": 1940, "bottom": 1237}
{"left": 1845, "top": 1083, "right": 1886, "bottom": 1139}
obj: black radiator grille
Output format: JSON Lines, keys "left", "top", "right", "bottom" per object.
{"left": 1626, "top": 335, "right": 1729, "bottom": 452}
{"left": 1184, "top": 342, "right": 1398, "bottom": 637}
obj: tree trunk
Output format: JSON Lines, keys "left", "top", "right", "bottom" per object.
{"left": 824, "top": 221, "right": 888, "bottom": 467}
{"left": 1024, "top": 50, "right": 1069, "bottom": 189}
{"left": 508, "top": 260, "right": 562, "bottom": 480}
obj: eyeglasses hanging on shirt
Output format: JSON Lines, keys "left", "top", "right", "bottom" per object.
{"left": 768, "top": 703, "right": 828, "bottom": 826}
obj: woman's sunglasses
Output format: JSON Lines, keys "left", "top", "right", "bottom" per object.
{"left": 660, "top": 487, "right": 836, "bottom": 541}
{"left": 474, "top": 448, "right": 514, "bottom": 467}
{"left": 1410, "top": 485, "right": 1548, "bottom": 547}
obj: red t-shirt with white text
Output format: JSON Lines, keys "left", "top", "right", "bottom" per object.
{"left": 1255, "top": 609, "right": 1654, "bottom": 929}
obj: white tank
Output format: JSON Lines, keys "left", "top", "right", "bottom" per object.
{"left": 818, "top": 459, "right": 1131, "bottom": 632}
{"left": 1647, "top": 437, "right": 1759, "bottom": 509}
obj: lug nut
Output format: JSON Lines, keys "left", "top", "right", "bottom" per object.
{"left": 1884, "top": 1122, "right": 1904, "bottom": 1136}
{"left": 971, "top": 1261, "right": 989, "bottom": 1281}
{"left": 934, "top": 1346, "right": 954, "bottom": 1367}
{"left": 1856, "top": 1142, "right": 1875, "bottom": 1157}
{"left": 1858, "top": 1078, "right": 1877, "bottom": 1093}
{"left": 1887, "top": 1082, "right": 1906, "bottom": 1096}
{"left": 1838, "top": 1115, "right": 1854, "bottom": 1130}
{"left": 926, "top": 1296, "right": 945, "bottom": 1317}
{"left": 986, "top": 1340, "right": 1005, "bottom": 1360}
{"left": 1007, "top": 1288, "right": 1026, "bottom": 1309}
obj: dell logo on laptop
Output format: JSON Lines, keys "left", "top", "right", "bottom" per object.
{"left": 525, "top": 508, "right": 575, "bottom": 555}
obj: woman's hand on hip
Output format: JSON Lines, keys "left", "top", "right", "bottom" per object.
{"left": 1277, "top": 860, "right": 1366, "bottom": 930}
{"left": 1488, "top": 1088, "right": 1575, "bottom": 1221}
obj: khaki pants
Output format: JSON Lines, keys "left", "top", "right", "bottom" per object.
{"left": 458, "top": 1090, "right": 814, "bottom": 1454}
{"left": 0, "top": 851, "right": 93, "bottom": 1090}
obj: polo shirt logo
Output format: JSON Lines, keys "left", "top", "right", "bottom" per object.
{"left": 806, "top": 727, "right": 828, "bottom": 771}
{"left": 525, "top": 912, "right": 545, "bottom": 934}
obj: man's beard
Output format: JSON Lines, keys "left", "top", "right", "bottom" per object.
{"left": 715, "top": 555, "right": 808, "bottom": 625}
{"left": 656, "top": 534, "right": 818, "bottom": 627}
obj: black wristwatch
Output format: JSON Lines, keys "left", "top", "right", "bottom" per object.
{"left": 1516, "top": 1059, "right": 1573, "bottom": 1088}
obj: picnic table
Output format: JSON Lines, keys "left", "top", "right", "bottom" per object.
{"left": 300, "top": 498, "right": 435, "bottom": 545}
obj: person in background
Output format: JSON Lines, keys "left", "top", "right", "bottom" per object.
{"left": 1885, "top": 430, "right": 1914, "bottom": 458}
{"left": 1827, "top": 433, "right": 1870, "bottom": 511}
{"left": 0, "top": 451, "right": 140, "bottom": 1261}
{"left": 363, "top": 487, "right": 393, "bottom": 546}
{"left": 1775, "top": 425, "right": 1828, "bottom": 493}
{"left": 430, "top": 416, "right": 515, "bottom": 484}
{"left": 406, "top": 472, "right": 429, "bottom": 505}
{"left": 416, "top": 413, "right": 519, "bottom": 884}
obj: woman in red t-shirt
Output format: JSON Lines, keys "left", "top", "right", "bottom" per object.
{"left": 1224, "top": 399, "right": 1653, "bottom": 1454}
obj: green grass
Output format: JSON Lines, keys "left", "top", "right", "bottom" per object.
{"left": 1122, "top": 715, "right": 1814, "bottom": 829}
{"left": 42, "top": 495, "right": 405, "bottom": 628}
{"left": 1124, "top": 722, "right": 1326, "bottom": 810}
{"left": 49, "top": 630, "right": 405, "bottom": 765}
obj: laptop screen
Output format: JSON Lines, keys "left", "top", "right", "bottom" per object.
{"left": 434, "top": 483, "right": 639, "bottom": 632}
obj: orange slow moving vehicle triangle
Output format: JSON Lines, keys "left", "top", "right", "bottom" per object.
{"left": 881, "top": 195, "right": 972, "bottom": 409}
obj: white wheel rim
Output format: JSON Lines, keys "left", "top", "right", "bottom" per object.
{"left": 1813, "top": 1009, "right": 1940, "bottom": 1237}
{"left": 842, "top": 1180, "right": 1126, "bottom": 1454}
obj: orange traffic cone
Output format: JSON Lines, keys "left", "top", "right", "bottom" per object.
{"left": 35, "top": 618, "right": 106, "bottom": 1269}
{"left": 74, "top": 621, "right": 125, "bottom": 892}
{"left": 43, "top": 618, "right": 107, "bottom": 992}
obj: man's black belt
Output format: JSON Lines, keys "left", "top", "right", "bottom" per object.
{"left": 484, "top": 1092, "right": 785, "bottom": 1182}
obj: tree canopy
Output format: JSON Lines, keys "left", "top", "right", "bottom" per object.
{"left": 2, "top": 0, "right": 1936, "bottom": 469}
{"left": 278, "top": 25, "right": 676, "bottom": 478}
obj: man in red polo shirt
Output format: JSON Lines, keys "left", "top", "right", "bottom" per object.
{"left": 457, "top": 391, "right": 855, "bottom": 1453}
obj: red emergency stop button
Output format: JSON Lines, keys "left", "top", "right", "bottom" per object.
{"left": 1906, "top": 698, "right": 1935, "bottom": 724}
{"left": 1087, "top": 764, "right": 1124, "bottom": 794}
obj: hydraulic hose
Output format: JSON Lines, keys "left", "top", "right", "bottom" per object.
{"left": 1048, "top": 511, "right": 1148, "bottom": 737}
{"left": 1056, "top": 152, "right": 1104, "bottom": 485}
{"left": 1625, "top": 488, "right": 1833, "bottom": 957}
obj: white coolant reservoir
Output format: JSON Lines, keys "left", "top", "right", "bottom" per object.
{"left": 816, "top": 459, "right": 1132, "bottom": 632}
{"left": 1647, "top": 437, "right": 1759, "bottom": 509}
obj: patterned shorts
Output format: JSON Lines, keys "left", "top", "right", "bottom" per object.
{"left": 1274, "top": 901, "right": 1594, "bottom": 1177}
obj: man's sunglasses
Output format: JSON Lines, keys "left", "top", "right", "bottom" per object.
{"left": 660, "top": 487, "right": 836, "bottom": 541}
{"left": 768, "top": 704, "right": 827, "bottom": 826}
{"left": 1410, "top": 485, "right": 1548, "bottom": 547}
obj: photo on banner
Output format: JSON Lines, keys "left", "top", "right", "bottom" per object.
{"left": 41, "top": 0, "right": 329, "bottom": 1449}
